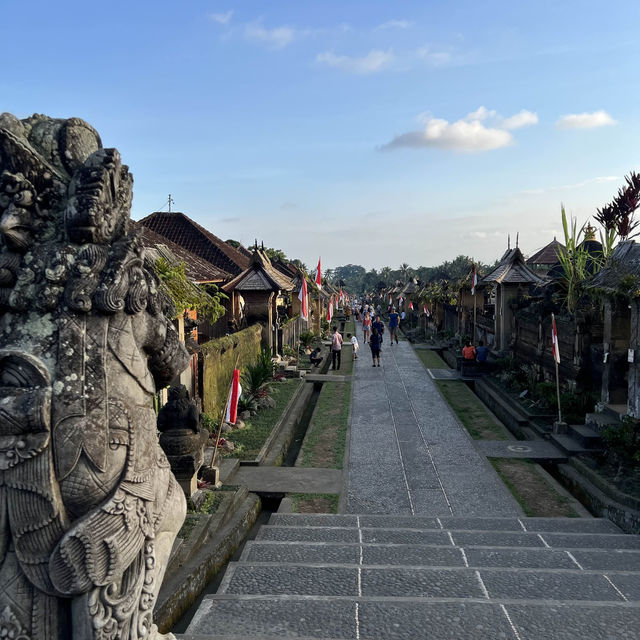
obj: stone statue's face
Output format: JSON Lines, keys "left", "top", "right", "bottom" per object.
{"left": 0, "top": 173, "right": 36, "bottom": 252}
{"left": 65, "top": 148, "right": 131, "bottom": 245}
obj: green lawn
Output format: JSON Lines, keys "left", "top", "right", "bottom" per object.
{"left": 435, "top": 380, "right": 509, "bottom": 440}
{"left": 490, "top": 459, "right": 579, "bottom": 517}
{"left": 299, "top": 381, "right": 351, "bottom": 468}
{"left": 415, "top": 349, "right": 449, "bottom": 369}
{"left": 225, "top": 380, "right": 302, "bottom": 460}
{"left": 288, "top": 493, "right": 339, "bottom": 513}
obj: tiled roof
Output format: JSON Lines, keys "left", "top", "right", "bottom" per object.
{"left": 587, "top": 240, "right": 640, "bottom": 296}
{"left": 137, "top": 211, "right": 250, "bottom": 276}
{"left": 481, "top": 248, "right": 544, "bottom": 285}
{"left": 135, "top": 222, "right": 231, "bottom": 282}
{"left": 526, "top": 238, "right": 565, "bottom": 265}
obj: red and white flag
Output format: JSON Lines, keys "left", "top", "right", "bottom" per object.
{"left": 339, "top": 288, "right": 344, "bottom": 304}
{"left": 327, "top": 295, "right": 334, "bottom": 323}
{"left": 424, "top": 306, "right": 430, "bottom": 317}
{"left": 225, "top": 369, "right": 242, "bottom": 424}
{"left": 408, "top": 301, "right": 414, "bottom": 311}
{"left": 315, "top": 258, "right": 322, "bottom": 289}
{"left": 471, "top": 265, "right": 478, "bottom": 295}
{"left": 298, "top": 278, "right": 308, "bottom": 322}
{"left": 398, "top": 296, "right": 404, "bottom": 306}
{"left": 389, "top": 295, "right": 392, "bottom": 305}
{"left": 551, "top": 314, "right": 560, "bottom": 364}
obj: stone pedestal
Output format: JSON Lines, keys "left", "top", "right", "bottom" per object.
{"left": 553, "top": 421, "right": 569, "bottom": 434}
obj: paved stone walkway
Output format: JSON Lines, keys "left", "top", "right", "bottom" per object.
{"left": 346, "top": 323, "right": 522, "bottom": 517}
{"left": 231, "top": 467, "right": 342, "bottom": 493}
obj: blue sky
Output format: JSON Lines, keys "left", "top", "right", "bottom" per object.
{"left": 2, "top": 0, "right": 639, "bottom": 270}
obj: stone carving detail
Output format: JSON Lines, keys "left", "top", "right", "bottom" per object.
{"left": 158, "top": 385, "right": 209, "bottom": 497}
{"left": 0, "top": 113, "right": 190, "bottom": 639}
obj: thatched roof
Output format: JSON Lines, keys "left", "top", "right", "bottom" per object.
{"left": 587, "top": 241, "right": 640, "bottom": 297}
{"left": 481, "top": 248, "right": 544, "bottom": 285}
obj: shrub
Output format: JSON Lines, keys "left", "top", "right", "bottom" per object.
{"left": 237, "top": 394, "right": 258, "bottom": 415}
{"left": 300, "top": 330, "right": 316, "bottom": 349}
{"left": 601, "top": 417, "right": 640, "bottom": 481}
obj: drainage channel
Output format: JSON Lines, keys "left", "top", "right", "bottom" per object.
{"left": 171, "top": 370, "right": 328, "bottom": 632}
{"left": 171, "top": 495, "right": 282, "bottom": 634}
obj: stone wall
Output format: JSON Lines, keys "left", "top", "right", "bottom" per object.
{"left": 201, "top": 324, "right": 262, "bottom": 417}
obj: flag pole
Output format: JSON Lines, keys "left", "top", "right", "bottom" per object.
{"left": 473, "top": 291, "right": 477, "bottom": 344}
{"left": 209, "top": 353, "right": 240, "bottom": 470}
{"left": 552, "top": 313, "right": 562, "bottom": 424}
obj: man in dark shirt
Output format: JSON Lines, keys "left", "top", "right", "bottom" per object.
{"left": 372, "top": 316, "right": 385, "bottom": 343}
{"left": 388, "top": 308, "right": 399, "bottom": 344}
{"left": 476, "top": 340, "right": 489, "bottom": 363}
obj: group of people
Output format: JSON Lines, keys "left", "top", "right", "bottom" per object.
{"left": 462, "top": 339, "right": 489, "bottom": 363}
{"left": 319, "top": 300, "right": 412, "bottom": 370}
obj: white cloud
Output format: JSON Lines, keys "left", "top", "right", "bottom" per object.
{"left": 244, "top": 23, "right": 295, "bottom": 49}
{"left": 376, "top": 19, "right": 412, "bottom": 30}
{"left": 556, "top": 110, "right": 616, "bottom": 129}
{"left": 209, "top": 11, "right": 233, "bottom": 25}
{"left": 465, "top": 106, "right": 497, "bottom": 122}
{"left": 316, "top": 49, "right": 394, "bottom": 74}
{"left": 381, "top": 106, "right": 538, "bottom": 152}
{"left": 415, "top": 45, "right": 452, "bottom": 66}
{"left": 502, "top": 109, "right": 538, "bottom": 130}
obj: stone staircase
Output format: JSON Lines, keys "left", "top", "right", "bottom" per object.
{"left": 183, "top": 513, "right": 640, "bottom": 639}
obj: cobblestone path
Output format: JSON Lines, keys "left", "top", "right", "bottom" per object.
{"left": 346, "top": 322, "right": 521, "bottom": 516}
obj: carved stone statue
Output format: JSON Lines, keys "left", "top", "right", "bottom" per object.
{"left": 157, "top": 385, "right": 209, "bottom": 497}
{"left": 0, "top": 113, "right": 190, "bottom": 639}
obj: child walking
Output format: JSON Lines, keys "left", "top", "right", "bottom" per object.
{"left": 348, "top": 333, "right": 359, "bottom": 359}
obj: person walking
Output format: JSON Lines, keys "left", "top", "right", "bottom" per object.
{"left": 348, "top": 333, "right": 359, "bottom": 359}
{"left": 331, "top": 326, "right": 343, "bottom": 370}
{"left": 362, "top": 312, "right": 371, "bottom": 343}
{"left": 388, "top": 307, "right": 399, "bottom": 345}
{"left": 369, "top": 327, "right": 382, "bottom": 367}
{"left": 372, "top": 316, "right": 385, "bottom": 342}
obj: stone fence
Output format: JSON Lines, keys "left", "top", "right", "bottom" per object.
{"left": 201, "top": 324, "right": 262, "bottom": 417}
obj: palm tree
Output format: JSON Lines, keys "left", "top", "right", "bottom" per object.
{"left": 399, "top": 263, "right": 413, "bottom": 282}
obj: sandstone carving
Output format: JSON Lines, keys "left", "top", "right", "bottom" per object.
{"left": 157, "top": 385, "right": 209, "bottom": 497}
{"left": 0, "top": 113, "right": 190, "bottom": 639}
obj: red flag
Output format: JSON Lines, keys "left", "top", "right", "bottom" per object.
{"left": 327, "top": 295, "right": 333, "bottom": 323}
{"left": 298, "top": 278, "right": 308, "bottom": 321}
{"left": 408, "top": 301, "right": 414, "bottom": 311}
{"left": 551, "top": 314, "right": 560, "bottom": 364}
{"left": 225, "top": 369, "right": 242, "bottom": 424}
{"left": 389, "top": 295, "right": 392, "bottom": 304}
{"left": 315, "top": 258, "right": 322, "bottom": 289}
{"left": 471, "top": 265, "right": 478, "bottom": 295}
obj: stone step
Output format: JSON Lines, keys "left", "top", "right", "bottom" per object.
{"left": 186, "top": 596, "right": 640, "bottom": 639}
{"left": 217, "top": 562, "right": 640, "bottom": 601}
{"left": 585, "top": 411, "right": 620, "bottom": 433}
{"left": 256, "top": 526, "right": 639, "bottom": 549}
{"left": 241, "top": 541, "right": 640, "bottom": 571}
{"left": 549, "top": 432, "right": 601, "bottom": 456}
{"left": 267, "top": 514, "right": 621, "bottom": 534}
{"left": 568, "top": 424, "right": 603, "bottom": 449}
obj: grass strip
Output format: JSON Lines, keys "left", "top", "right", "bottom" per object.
{"left": 289, "top": 492, "right": 339, "bottom": 514}
{"left": 435, "top": 380, "right": 509, "bottom": 440}
{"left": 490, "top": 459, "right": 579, "bottom": 517}
{"left": 415, "top": 349, "right": 449, "bottom": 369}
{"left": 225, "top": 380, "right": 302, "bottom": 460}
{"left": 299, "top": 381, "right": 351, "bottom": 469}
